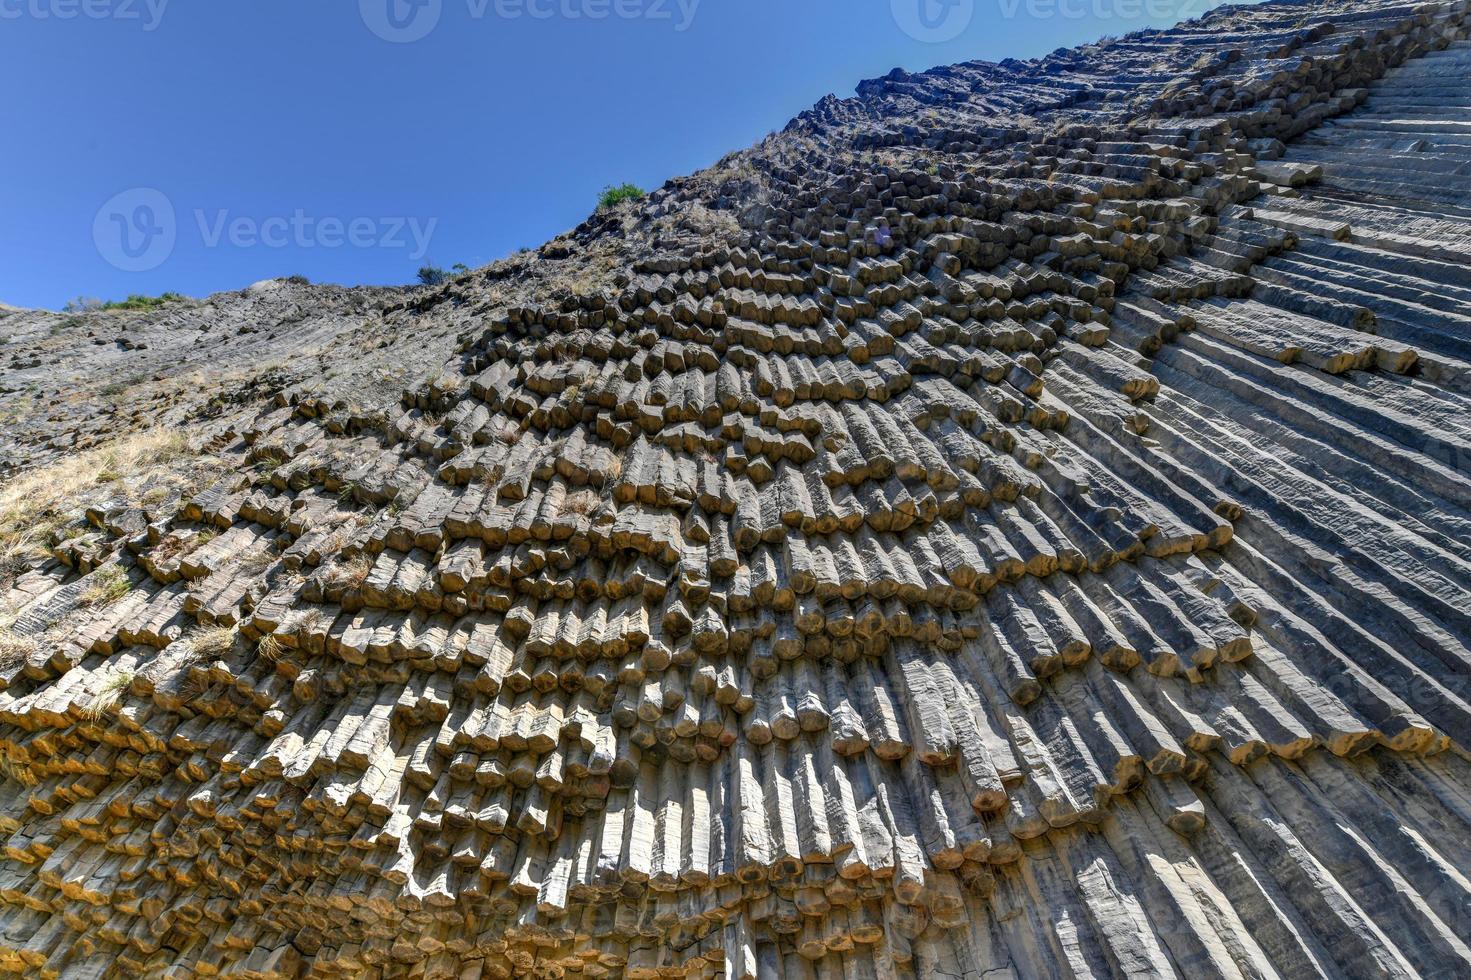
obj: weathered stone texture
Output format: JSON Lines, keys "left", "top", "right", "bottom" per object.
{"left": 3, "top": 0, "right": 1471, "bottom": 976}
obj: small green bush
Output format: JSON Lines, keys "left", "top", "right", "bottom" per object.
{"left": 98, "top": 293, "right": 185, "bottom": 311}
{"left": 598, "top": 183, "right": 646, "bottom": 210}
{"left": 417, "top": 265, "right": 448, "bottom": 286}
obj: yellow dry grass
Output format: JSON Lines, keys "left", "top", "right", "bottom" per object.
{"left": 327, "top": 554, "right": 373, "bottom": 591}
{"left": 78, "top": 565, "right": 131, "bottom": 608}
{"left": 191, "top": 626, "right": 236, "bottom": 660}
{"left": 84, "top": 670, "right": 133, "bottom": 722}
{"left": 0, "top": 628, "right": 35, "bottom": 671}
{"left": 0, "top": 429, "right": 191, "bottom": 583}
{"left": 562, "top": 489, "right": 599, "bottom": 516}
{"left": 257, "top": 633, "right": 284, "bottom": 663}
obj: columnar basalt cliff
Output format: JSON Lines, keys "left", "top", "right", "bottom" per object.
{"left": 3, "top": 1, "right": 1471, "bottom": 976}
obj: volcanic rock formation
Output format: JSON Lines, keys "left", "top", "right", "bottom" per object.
{"left": 3, "top": 0, "right": 1471, "bottom": 976}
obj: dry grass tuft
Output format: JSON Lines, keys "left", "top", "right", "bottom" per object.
{"left": 327, "top": 554, "right": 372, "bottom": 591}
{"left": 84, "top": 670, "right": 134, "bottom": 722}
{"left": 257, "top": 633, "right": 284, "bottom": 663}
{"left": 671, "top": 202, "right": 742, "bottom": 240}
{"left": 562, "top": 490, "right": 599, "bottom": 516}
{"left": 238, "top": 548, "right": 277, "bottom": 574}
{"left": 191, "top": 626, "right": 236, "bottom": 660}
{"left": 429, "top": 373, "right": 461, "bottom": 396}
{"left": 292, "top": 606, "right": 329, "bottom": 635}
{"left": 79, "top": 565, "right": 131, "bottom": 608}
{"left": 177, "top": 667, "right": 212, "bottom": 703}
{"left": 0, "top": 629, "right": 36, "bottom": 672}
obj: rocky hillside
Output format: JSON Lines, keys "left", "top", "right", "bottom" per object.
{"left": 2, "top": 0, "right": 1471, "bottom": 977}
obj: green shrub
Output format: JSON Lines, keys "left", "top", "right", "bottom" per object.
{"left": 98, "top": 293, "right": 185, "bottom": 311}
{"left": 598, "top": 183, "right": 646, "bottom": 210}
{"left": 417, "top": 265, "right": 448, "bottom": 286}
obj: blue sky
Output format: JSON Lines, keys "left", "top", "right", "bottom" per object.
{"left": 0, "top": 0, "right": 1237, "bottom": 310}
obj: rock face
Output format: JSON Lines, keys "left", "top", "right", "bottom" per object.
{"left": 3, "top": 0, "right": 1471, "bottom": 976}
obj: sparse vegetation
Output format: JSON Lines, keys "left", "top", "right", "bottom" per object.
{"left": 597, "top": 183, "right": 646, "bottom": 210}
{"left": 191, "top": 626, "right": 236, "bottom": 660}
{"left": 85, "top": 670, "right": 134, "bottom": 721}
{"left": 177, "top": 666, "right": 212, "bottom": 702}
{"left": 155, "top": 528, "right": 216, "bottom": 574}
{"left": 293, "top": 606, "right": 329, "bottom": 636}
{"left": 420, "top": 263, "right": 474, "bottom": 285}
{"left": 0, "top": 393, "right": 35, "bottom": 426}
{"left": 0, "top": 429, "right": 194, "bottom": 587}
{"left": 0, "top": 628, "right": 36, "bottom": 671}
{"left": 79, "top": 565, "right": 131, "bottom": 607}
{"left": 257, "top": 633, "right": 284, "bottom": 663}
{"left": 563, "top": 490, "right": 599, "bottom": 516}
{"left": 327, "top": 554, "right": 373, "bottom": 591}
{"left": 239, "top": 548, "right": 276, "bottom": 573}
{"left": 97, "top": 293, "right": 186, "bottom": 311}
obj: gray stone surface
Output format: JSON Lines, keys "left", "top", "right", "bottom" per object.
{"left": 1, "top": 1, "right": 1470, "bottom": 977}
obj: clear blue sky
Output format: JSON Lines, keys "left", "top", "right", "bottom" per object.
{"left": 0, "top": 0, "right": 1238, "bottom": 310}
